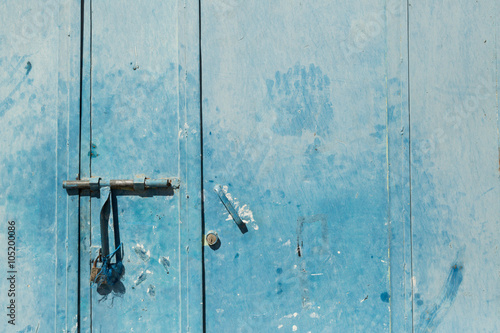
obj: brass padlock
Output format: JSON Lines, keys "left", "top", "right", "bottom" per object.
{"left": 90, "top": 254, "right": 107, "bottom": 285}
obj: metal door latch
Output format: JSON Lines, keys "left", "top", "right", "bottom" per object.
{"left": 63, "top": 176, "right": 180, "bottom": 191}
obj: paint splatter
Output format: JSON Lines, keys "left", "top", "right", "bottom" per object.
{"left": 416, "top": 263, "right": 464, "bottom": 332}
{"left": 238, "top": 204, "right": 255, "bottom": 225}
{"left": 25, "top": 61, "right": 32, "bottom": 75}
{"left": 310, "top": 312, "right": 320, "bottom": 318}
{"left": 134, "top": 244, "right": 150, "bottom": 262}
{"left": 220, "top": 186, "right": 258, "bottom": 231}
{"left": 159, "top": 256, "right": 170, "bottom": 274}
{"left": 380, "top": 291, "right": 390, "bottom": 303}
{"left": 134, "top": 270, "right": 152, "bottom": 286}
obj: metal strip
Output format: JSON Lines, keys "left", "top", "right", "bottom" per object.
{"left": 214, "top": 185, "right": 248, "bottom": 233}
{"left": 63, "top": 177, "right": 180, "bottom": 190}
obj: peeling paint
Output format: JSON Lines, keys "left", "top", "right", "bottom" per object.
{"left": 159, "top": 256, "right": 170, "bottom": 274}
{"left": 147, "top": 284, "right": 155, "bottom": 297}
{"left": 134, "top": 270, "right": 151, "bottom": 286}
{"left": 133, "top": 244, "right": 150, "bottom": 262}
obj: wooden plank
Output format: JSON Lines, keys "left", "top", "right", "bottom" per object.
{"left": 0, "top": 0, "right": 80, "bottom": 331}
{"left": 55, "top": 0, "right": 82, "bottom": 332}
{"left": 178, "top": 0, "right": 204, "bottom": 332}
{"left": 79, "top": 1, "right": 92, "bottom": 331}
{"left": 86, "top": 1, "right": 202, "bottom": 331}
{"left": 387, "top": 1, "right": 412, "bottom": 332}
{"left": 409, "top": 1, "right": 500, "bottom": 331}
{"left": 201, "top": 1, "right": 409, "bottom": 331}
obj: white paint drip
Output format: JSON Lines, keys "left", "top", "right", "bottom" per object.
{"left": 278, "top": 325, "right": 283, "bottom": 329}
{"left": 293, "top": 325, "right": 298, "bottom": 331}
{"left": 310, "top": 312, "right": 320, "bottom": 318}
{"left": 238, "top": 204, "right": 255, "bottom": 224}
{"left": 283, "top": 239, "right": 291, "bottom": 246}
{"left": 221, "top": 186, "right": 258, "bottom": 230}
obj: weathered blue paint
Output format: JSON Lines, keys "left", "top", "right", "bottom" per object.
{"left": 82, "top": 1, "right": 202, "bottom": 332}
{"left": 409, "top": 1, "right": 500, "bottom": 332}
{"left": 386, "top": 2, "right": 412, "bottom": 331}
{"left": 0, "top": 0, "right": 81, "bottom": 332}
{"left": 416, "top": 263, "right": 464, "bottom": 332}
{"left": 215, "top": 185, "right": 247, "bottom": 233}
{"left": 201, "top": 1, "right": 405, "bottom": 331}
{"left": 0, "top": 0, "right": 499, "bottom": 332}
{"left": 79, "top": 0, "right": 93, "bottom": 330}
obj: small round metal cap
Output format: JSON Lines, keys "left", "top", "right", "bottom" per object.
{"left": 206, "top": 232, "right": 218, "bottom": 246}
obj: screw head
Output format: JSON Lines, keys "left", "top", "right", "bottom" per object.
{"left": 206, "top": 232, "right": 218, "bottom": 246}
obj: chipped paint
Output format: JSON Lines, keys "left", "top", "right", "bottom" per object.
{"left": 133, "top": 244, "right": 151, "bottom": 262}
{"left": 159, "top": 256, "right": 170, "bottom": 274}
{"left": 0, "top": 0, "right": 498, "bottom": 331}
{"left": 147, "top": 285, "right": 156, "bottom": 297}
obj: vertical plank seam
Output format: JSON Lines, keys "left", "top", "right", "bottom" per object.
{"left": 197, "top": 0, "right": 206, "bottom": 331}
{"left": 384, "top": 1, "right": 392, "bottom": 331}
{"left": 496, "top": 2, "right": 499, "bottom": 169}
{"left": 177, "top": 1, "right": 183, "bottom": 330}
{"left": 54, "top": 0, "right": 61, "bottom": 329}
{"left": 405, "top": 0, "right": 414, "bottom": 332}
{"left": 78, "top": 0, "right": 85, "bottom": 327}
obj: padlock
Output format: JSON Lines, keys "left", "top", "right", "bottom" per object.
{"left": 90, "top": 253, "right": 107, "bottom": 285}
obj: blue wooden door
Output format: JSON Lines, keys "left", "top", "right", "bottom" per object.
{"left": 78, "top": 1, "right": 202, "bottom": 332}
{"left": 200, "top": 1, "right": 410, "bottom": 331}
{"left": 1, "top": 1, "right": 499, "bottom": 332}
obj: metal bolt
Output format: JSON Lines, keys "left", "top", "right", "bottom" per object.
{"left": 206, "top": 231, "right": 218, "bottom": 246}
